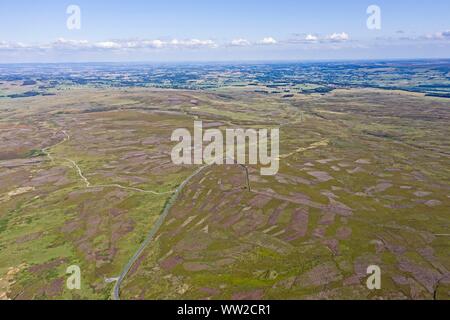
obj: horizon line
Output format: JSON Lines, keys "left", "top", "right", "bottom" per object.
{"left": 1, "top": 57, "right": 450, "bottom": 66}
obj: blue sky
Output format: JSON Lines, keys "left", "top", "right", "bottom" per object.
{"left": 0, "top": 0, "right": 449, "bottom": 62}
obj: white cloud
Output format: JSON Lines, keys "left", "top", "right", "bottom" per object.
{"left": 54, "top": 38, "right": 89, "bottom": 47}
{"left": 0, "top": 38, "right": 219, "bottom": 52}
{"left": 377, "top": 30, "right": 450, "bottom": 42}
{"left": 230, "top": 38, "right": 251, "bottom": 47}
{"left": 93, "top": 41, "right": 122, "bottom": 49}
{"left": 138, "top": 40, "right": 165, "bottom": 48}
{"left": 0, "top": 41, "right": 33, "bottom": 50}
{"left": 170, "top": 39, "right": 218, "bottom": 49}
{"left": 6, "top": 30, "right": 449, "bottom": 56}
{"left": 327, "top": 32, "right": 350, "bottom": 42}
{"left": 260, "top": 37, "right": 277, "bottom": 45}
{"left": 288, "top": 32, "right": 351, "bottom": 44}
{"left": 305, "top": 34, "right": 318, "bottom": 42}
{"left": 0, "top": 41, "right": 17, "bottom": 49}
{"left": 426, "top": 30, "right": 450, "bottom": 40}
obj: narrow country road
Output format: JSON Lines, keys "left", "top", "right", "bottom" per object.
{"left": 111, "top": 139, "right": 329, "bottom": 299}
{"left": 112, "top": 164, "right": 210, "bottom": 300}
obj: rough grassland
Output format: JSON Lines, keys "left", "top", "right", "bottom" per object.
{"left": 0, "top": 87, "right": 449, "bottom": 299}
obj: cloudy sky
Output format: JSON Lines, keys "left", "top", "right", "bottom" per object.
{"left": 0, "top": 0, "right": 449, "bottom": 63}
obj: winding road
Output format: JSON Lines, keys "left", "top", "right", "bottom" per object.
{"left": 42, "top": 130, "right": 230, "bottom": 300}
{"left": 109, "top": 138, "right": 329, "bottom": 299}
{"left": 42, "top": 129, "right": 197, "bottom": 299}
{"left": 44, "top": 128, "right": 327, "bottom": 300}
{"left": 112, "top": 164, "right": 210, "bottom": 300}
